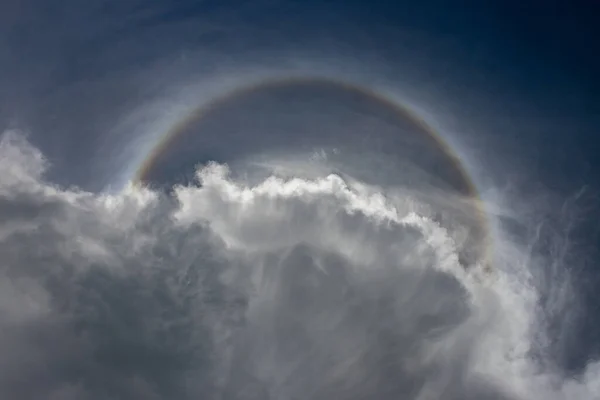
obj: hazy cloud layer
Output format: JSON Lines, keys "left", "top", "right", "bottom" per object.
{"left": 0, "top": 131, "right": 598, "bottom": 399}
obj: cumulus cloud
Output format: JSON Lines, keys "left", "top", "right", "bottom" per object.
{"left": 0, "top": 131, "right": 598, "bottom": 399}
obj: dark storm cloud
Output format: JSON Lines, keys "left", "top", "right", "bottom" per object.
{"left": 0, "top": 133, "right": 233, "bottom": 399}
{"left": 2, "top": 132, "right": 599, "bottom": 399}
{"left": 0, "top": 132, "right": 527, "bottom": 400}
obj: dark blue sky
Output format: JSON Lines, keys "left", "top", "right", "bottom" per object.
{"left": 1, "top": 1, "right": 598, "bottom": 189}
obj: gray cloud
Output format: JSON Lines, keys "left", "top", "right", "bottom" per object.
{"left": 0, "top": 131, "right": 597, "bottom": 399}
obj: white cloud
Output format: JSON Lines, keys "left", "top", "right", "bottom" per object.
{"left": 0, "top": 131, "right": 597, "bottom": 399}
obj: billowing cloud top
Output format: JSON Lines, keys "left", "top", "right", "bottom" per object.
{"left": 0, "top": 131, "right": 598, "bottom": 400}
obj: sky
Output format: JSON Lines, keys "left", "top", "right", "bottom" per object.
{"left": 1, "top": 1, "right": 599, "bottom": 399}
{"left": 1, "top": 1, "right": 598, "bottom": 189}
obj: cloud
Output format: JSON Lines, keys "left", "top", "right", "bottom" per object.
{"left": 0, "top": 131, "right": 598, "bottom": 399}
